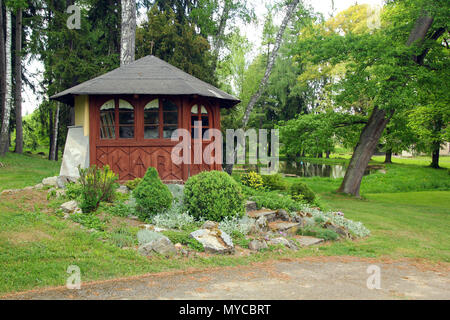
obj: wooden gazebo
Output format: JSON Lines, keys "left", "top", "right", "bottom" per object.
{"left": 51, "top": 55, "right": 240, "bottom": 182}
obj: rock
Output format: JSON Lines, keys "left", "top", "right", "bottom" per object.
{"left": 276, "top": 209, "right": 291, "bottom": 221}
{"left": 117, "top": 185, "right": 129, "bottom": 194}
{"left": 1, "top": 189, "right": 18, "bottom": 196}
{"left": 245, "top": 200, "right": 258, "bottom": 212}
{"left": 60, "top": 200, "right": 79, "bottom": 213}
{"left": 298, "top": 211, "right": 312, "bottom": 218}
{"left": 268, "top": 221, "right": 301, "bottom": 236}
{"left": 48, "top": 188, "right": 66, "bottom": 198}
{"left": 138, "top": 236, "right": 176, "bottom": 257}
{"left": 202, "top": 221, "right": 219, "bottom": 230}
{"left": 174, "top": 243, "right": 183, "bottom": 250}
{"left": 248, "top": 239, "right": 268, "bottom": 251}
{"left": 190, "top": 229, "right": 234, "bottom": 254}
{"left": 269, "top": 237, "right": 290, "bottom": 247}
{"left": 255, "top": 216, "right": 268, "bottom": 232}
{"left": 325, "top": 223, "right": 350, "bottom": 238}
{"left": 247, "top": 209, "right": 277, "bottom": 222}
{"left": 296, "top": 236, "right": 323, "bottom": 247}
{"left": 293, "top": 216, "right": 305, "bottom": 225}
{"left": 128, "top": 215, "right": 139, "bottom": 220}
{"left": 42, "top": 176, "right": 58, "bottom": 187}
{"left": 34, "top": 183, "right": 44, "bottom": 190}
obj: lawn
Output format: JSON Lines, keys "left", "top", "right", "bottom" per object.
{"left": 0, "top": 153, "right": 449, "bottom": 295}
{"left": 0, "top": 152, "right": 60, "bottom": 191}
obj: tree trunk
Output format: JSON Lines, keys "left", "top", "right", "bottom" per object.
{"left": 0, "top": 0, "right": 5, "bottom": 134}
{"left": 241, "top": 0, "right": 300, "bottom": 128}
{"left": 120, "top": 0, "right": 136, "bottom": 66}
{"left": 0, "top": 9, "right": 12, "bottom": 156}
{"left": 326, "top": 150, "right": 331, "bottom": 158}
{"left": 337, "top": 13, "right": 435, "bottom": 196}
{"left": 384, "top": 149, "right": 392, "bottom": 163}
{"left": 14, "top": 8, "right": 23, "bottom": 154}
{"left": 430, "top": 143, "right": 440, "bottom": 169}
{"left": 337, "top": 107, "right": 391, "bottom": 197}
{"left": 49, "top": 105, "right": 60, "bottom": 161}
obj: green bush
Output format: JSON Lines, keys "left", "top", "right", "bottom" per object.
{"left": 78, "top": 165, "right": 118, "bottom": 213}
{"left": 125, "top": 178, "right": 142, "bottom": 191}
{"left": 184, "top": 170, "right": 245, "bottom": 222}
{"left": 250, "top": 192, "right": 302, "bottom": 212}
{"left": 289, "top": 181, "right": 316, "bottom": 204}
{"left": 133, "top": 167, "right": 173, "bottom": 220}
{"left": 261, "top": 174, "right": 288, "bottom": 191}
{"left": 297, "top": 225, "right": 339, "bottom": 241}
{"left": 240, "top": 171, "right": 264, "bottom": 190}
{"left": 65, "top": 182, "right": 83, "bottom": 200}
{"left": 162, "top": 230, "right": 204, "bottom": 252}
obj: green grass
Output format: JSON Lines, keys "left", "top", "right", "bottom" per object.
{"left": 0, "top": 152, "right": 60, "bottom": 191}
{"left": 0, "top": 153, "right": 449, "bottom": 295}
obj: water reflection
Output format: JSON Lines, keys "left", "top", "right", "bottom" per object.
{"left": 279, "top": 161, "right": 374, "bottom": 178}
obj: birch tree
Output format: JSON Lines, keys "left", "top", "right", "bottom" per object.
{"left": 121, "top": 0, "right": 136, "bottom": 66}
{"left": 241, "top": 0, "right": 300, "bottom": 128}
{"left": 0, "top": 7, "right": 12, "bottom": 156}
{"left": 0, "top": 0, "right": 5, "bottom": 146}
{"left": 14, "top": 7, "right": 23, "bottom": 154}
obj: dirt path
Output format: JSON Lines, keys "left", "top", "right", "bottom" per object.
{"left": 3, "top": 257, "right": 449, "bottom": 300}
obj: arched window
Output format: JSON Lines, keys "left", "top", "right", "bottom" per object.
{"left": 100, "top": 100, "right": 115, "bottom": 139}
{"left": 144, "top": 98, "right": 179, "bottom": 139}
{"left": 191, "top": 104, "right": 210, "bottom": 139}
{"left": 99, "top": 99, "right": 135, "bottom": 140}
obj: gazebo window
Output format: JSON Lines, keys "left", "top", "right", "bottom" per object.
{"left": 118, "top": 99, "right": 135, "bottom": 139}
{"left": 144, "top": 98, "right": 178, "bottom": 139}
{"left": 191, "top": 104, "right": 210, "bottom": 139}
{"left": 100, "top": 100, "right": 115, "bottom": 139}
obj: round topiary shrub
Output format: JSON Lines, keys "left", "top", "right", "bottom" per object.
{"left": 289, "top": 181, "right": 316, "bottom": 204}
{"left": 184, "top": 170, "right": 245, "bottom": 222}
{"left": 133, "top": 167, "right": 173, "bottom": 219}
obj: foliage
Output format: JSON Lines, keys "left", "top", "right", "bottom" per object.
{"left": 298, "top": 225, "right": 339, "bottom": 241}
{"left": 246, "top": 189, "right": 303, "bottom": 212}
{"left": 152, "top": 202, "right": 196, "bottom": 230}
{"left": 78, "top": 165, "right": 118, "bottom": 213}
{"left": 184, "top": 170, "right": 245, "bottom": 221}
{"left": 289, "top": 181, "right": 316, "bottom": 204}
{"left": 133, "top": 167, "right": 173, "bottom": 220}
{"left": 137, "top": 230, "right": 164, "bottom": 246}
{"left": 240, "top": 171, "right": 264, "bottom": 190}
{"left": 167, "top": 184, "right": 185, "bottom": 204}
{"left": 65, "top": 182, "right": 83, "bottom": 201}
{"left": 107, "top": 226, "right": 138, "bottom": 248}
{"left": 261, "top": 173, "right": 288, "bottom": 191}
{"left": 161, "top": 230, "right": 204, "bottom": 252}
{"left": 70, "top": 212, "right": 106, "bottom": 231}
{"left": 125, "top": 178, "right": 142, "bottom": 191}
{"left": 100, "top": 200, "right": 134, "bottom": 218}
{"left": 219, "top": 215, "right": 254, "bottom": 236}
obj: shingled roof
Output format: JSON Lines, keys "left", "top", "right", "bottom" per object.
{"left": 50, "top": 55, "right": 240, "bottom": 108}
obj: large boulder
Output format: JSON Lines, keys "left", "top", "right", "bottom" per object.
{"left": 61, "top": 200, "right": 80, "bottom": 214}
{"left": 42, "top": 176, "right": 58, "bottom": 187}
{"left": 138, "top": 236, "right": 176, "bottom": 257}
{"left": 190, "top": 229, "right": 234, "bottom": 254}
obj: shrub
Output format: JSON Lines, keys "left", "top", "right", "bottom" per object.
{"left": 261, "top": 174, "right": 288, "bottom": 191}
{"left": 78, "top": 165, "right": 118, "bottom": 213}
{"left": 289, "top": 181, "right": 316, "bottom": 204}
{"left": 250, "top": 191, "right": 302, "bottom": 212}
{"left": 240, "top": 171, "right": 264, "bottom": 190}
{"left": 219, "top": 216, "right": 254, "bottom": 235}
{"left": 298, "top": 225, "right": 339, "bottom": 241}
{"left": 133, "top": 167, "right": 173, "bottom": 220}
{"left": 167, "top": 184, "right": 185, "bottom": 203}
{"left": 152, "top": 202, "right": 196, "bottom": 230}
{"left": 184, "top": 170, "right": 245, "bottom": 222}
{"left": 125, "top": 178, "right": 142, "bottom": 191}
{"left": 65, "top": 182, "right": 83, "bottom": 200}
{"left": 161, "top": 230, "right": 204, "bottom": 251}
{"left": 108, "top": 226, "right": 138, "bottom": 248}
{"left": 137, "top": 229, "right": 164, "bottom": 245}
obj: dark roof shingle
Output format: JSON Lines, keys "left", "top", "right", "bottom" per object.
{"left": 50, "top": 55, "right": 240, "bottom": 107}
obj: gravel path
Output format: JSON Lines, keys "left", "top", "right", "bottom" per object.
{"left": 3, "top": 257, "right": 449, "bottom": 300}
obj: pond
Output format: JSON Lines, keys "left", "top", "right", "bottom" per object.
{"left": 235, "top": 161, "right": 382, "bottom": 179}
{"left": 279, "top": 160, "right": 379, "bottom": 178}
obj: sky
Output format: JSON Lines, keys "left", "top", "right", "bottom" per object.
{"left": 21, "top": 0, "right": 384, "bottom": 116}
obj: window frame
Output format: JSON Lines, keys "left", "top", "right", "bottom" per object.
{"left": 143, "top": 97, "right": 180, "bottom": 140}
{"left": 190, "top": 103, "right": 212, "bottom": 141}
{"left": 99, "top": 98, "right": 137, "bottom": 141}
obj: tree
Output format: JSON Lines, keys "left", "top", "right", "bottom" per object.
{"left": 121, "top": 0, "right": 136, "bottom": 66}
{"left": 242, "top": 0, "right": 300, "bottom": 128}
{"left": 0, "top": 5, "right": 12, "bottom": 156}
{"left": 14, "top": 4, "right": 24, "bottom": 154}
